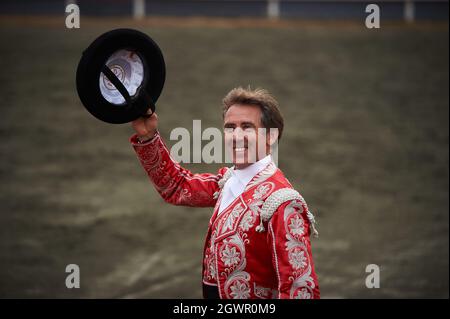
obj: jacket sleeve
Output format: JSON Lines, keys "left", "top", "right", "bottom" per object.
{"left": 267, "top": 198, "right": 320, "bottom": 299}
{"left": 130, "top": 132, "right": 223, "bottom": 207}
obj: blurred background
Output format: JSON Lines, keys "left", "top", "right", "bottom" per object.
{"left": 0, "top": 0, "right": 448, "bottom": 298}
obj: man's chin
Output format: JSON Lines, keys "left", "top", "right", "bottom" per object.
{"left": 232, "top": 151, "right": 257, "bottom": 168}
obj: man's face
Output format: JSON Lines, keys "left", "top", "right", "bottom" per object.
{"left": 223, "top": 104, "right": 269, "bottom": 169}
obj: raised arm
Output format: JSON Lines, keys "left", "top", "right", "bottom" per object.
{"left": 130, "top": 113, "right": 223, "bottom": 207}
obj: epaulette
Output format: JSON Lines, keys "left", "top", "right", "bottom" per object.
{"left": 256, "top": 188, "right": 319, "bottom": 238}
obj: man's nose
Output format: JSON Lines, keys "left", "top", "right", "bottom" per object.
{"left": 233, "top": 127, "right": 246, "bottom": 141}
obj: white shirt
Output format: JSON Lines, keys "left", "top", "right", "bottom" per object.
{"left": 218, "top": 155, "right": 273, "bottom": 215}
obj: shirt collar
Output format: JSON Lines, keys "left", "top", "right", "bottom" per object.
{"left": 231, "top": 155, "right": 272, "bottom": 189}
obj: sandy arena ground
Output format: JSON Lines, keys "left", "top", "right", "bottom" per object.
{"left": 0, "top": 16, "right": 448, "bottom": 298}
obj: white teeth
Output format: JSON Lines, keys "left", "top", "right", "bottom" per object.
{"left": 234, "top": 148, "right": 246, "bottom": 152}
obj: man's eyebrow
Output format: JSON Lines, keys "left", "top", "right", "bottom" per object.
{"left": 224, "top": 121, "right": 257, "bottom": 128}
{"left": 240, "top": 121, "right": 257, "bottom": 127}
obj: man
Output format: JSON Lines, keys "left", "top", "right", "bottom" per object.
{"left": 130, "top": 87, "right": 320, "bottom": 299}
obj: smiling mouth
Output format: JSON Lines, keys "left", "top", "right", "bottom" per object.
{"left": 234, "top": 147, "right": 247, "bottom": 152}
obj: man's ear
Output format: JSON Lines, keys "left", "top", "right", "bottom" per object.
{"left": 267, "top": 128, "right": 279, "bottom": 147}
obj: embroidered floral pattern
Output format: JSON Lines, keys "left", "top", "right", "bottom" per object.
{"left": 221, "top": 245, "right": 240, "bottom": 267}
{"left": 294, "top": 288, "right": 312, "bottom": 299}
{"left": 204, "top": 229, "right": 218, "bottom": 282}
{"left": 239, "top": 211, "right": 255, "bottom": 231}
{"left": 253, "top": 184, "right": 271, "bottom": 200}
{"left": 222, "top": 203, "right": 245, "bottom": 233}
{"left": 222, "top": 235, "right": 252, "bottom": 299}
{"left": 208, "top": 260, "right": 216, "bottom": 279}
{"left": 288, "top": 214, "right": 305, "bottom": 237}
{"left": 281, "top": 201, "right": 316, "bottom": 298}
{"left": 288, "top": 248, "right": 308, "bottom": 270}
{"left": 230, "top": 280, "right": 251, "bottom": 299}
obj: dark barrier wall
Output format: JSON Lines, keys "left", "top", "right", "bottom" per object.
{"left": 0, "top": 0, "right": 448, "bottom": 20}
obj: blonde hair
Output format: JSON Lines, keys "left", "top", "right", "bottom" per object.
{"left": 222, "top": 87, "right": 284, "bottom": 140}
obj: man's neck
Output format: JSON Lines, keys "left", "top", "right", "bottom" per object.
{"left": 234, "top": 154, "right": 271, "bottom": 170}
{"left": 234, "top": 163, "right": 251, "bottom": 170}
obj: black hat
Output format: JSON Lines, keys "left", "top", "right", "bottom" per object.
{"left": 76, "top": 29, "right": 165, "bottom": 124}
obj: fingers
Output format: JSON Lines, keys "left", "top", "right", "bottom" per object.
{"left": 131, "top": 120, "right": 148, "bottom": 136}
{"left": 131, "top": 112, "right": 158, "bottom": 137}
{"left": 142, "top": 108, "right": 153, "bottom": 118}
{"left": 148, "top": 112, "right": 158, "bottom": 122}
{"left": 145, "top": 112, "right": 158, "bottom": 131}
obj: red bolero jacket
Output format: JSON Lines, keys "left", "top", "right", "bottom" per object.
{"left": 131, "top": 132, "right": 320, "bottom": 299}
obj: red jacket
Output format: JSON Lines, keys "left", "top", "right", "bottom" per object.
{"left": 131, "top": 133, "right": 320, "bottom": 299}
